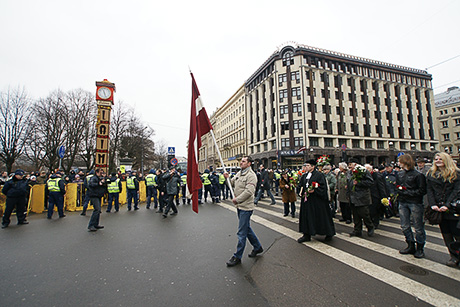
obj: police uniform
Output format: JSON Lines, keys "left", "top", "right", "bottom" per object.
{"left": 106, "top": 174, "right": 122, "bottom": 212}
{"left": 202, "top": 170, "right": 212, "bottom": 202}
{"left": 180, "top": 172, "right": 190, "bottom": 205}
{"left": 126, "top": 172, "right": 139, "bottom": 210}
{"left": 1, "top": 169, "right": 29, "bottom": 228}
{"left": 47, "top": 172, "right": 66, "bottom": 219}
{"left": 145, "top": 170, "right": 158, "bottom": 209}
{"left": 219, "top": 173, "right": 226, "bottom": 200}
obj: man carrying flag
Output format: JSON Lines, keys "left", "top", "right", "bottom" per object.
{"left": 187, "top": 73, "right": 213, "bottom": 213}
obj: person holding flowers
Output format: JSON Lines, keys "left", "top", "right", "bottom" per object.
{"left": 297, "top": 159, "right": 335, "bottom": 243}
{"left": 396, "top": 154, "right": 427, "bottom": 258}
{"left": 279, "top": 171, "right": 297, "bottom": 217}
{"left": 347, "top": 158, "right": 375, "bottom": 237}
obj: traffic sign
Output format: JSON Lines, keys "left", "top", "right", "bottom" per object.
{"left": 58, "top": 146, "right": 65, "bottom": 159}
{"left": 170, "top": 158, "right": 178, "bottom": 166}
{"left": 397, "top": 152, "right": 405, "bottom": 157}
{"left": 341, "top": 144, "right": 347, "bottom": 151}
{"left": 168, "top": 147, "right": 175, "bottom": 155}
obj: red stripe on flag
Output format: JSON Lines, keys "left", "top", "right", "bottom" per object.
{"left": 187, "top": 73, "right": 213, "bottom": 213}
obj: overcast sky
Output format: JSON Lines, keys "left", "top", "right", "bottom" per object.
{"left": 1, "top": 0, "right": 459, "bottom": 157}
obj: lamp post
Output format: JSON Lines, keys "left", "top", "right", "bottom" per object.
{"left": 309, "top": 147, "right": 314, "bottom": 159}
{"left": 388, "top": 141, "right": 394, "bottom": 164}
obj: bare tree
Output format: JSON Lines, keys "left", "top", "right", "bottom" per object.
{"left": 0, "top": 87, "right": 31, "bottom": 173}
{"left": 108, "top": 100, "right": 130, "bottom": 173}
{"left": 153, "top": 140, "right": 168, "bottom": 170}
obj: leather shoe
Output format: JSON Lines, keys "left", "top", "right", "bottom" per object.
{"left": 297, "top": 235, "right": 311, "bottom": 243}
{"left": 248, "top": 247, "right": 263, "bottom": 258}
{"left": 368, "top": 228, "right": 375, "bottom": 237}
{"left": 18, "top": 221, "right": 29, "bottom": 225}
{"left": 59, "top": 215, "right": 66, "bottom": 218}
{"left": 80, "top": 212, "right": 86, "bottom": 216}
{"left": 88, "top": 226, "right": 97, "bottom": 232}
{"left": 1, "top": 224, "right": 8, "bottom": 229}
{"left": 95, "top": 225, "right": 104, "bottom": 229}
{"left": 162, "top": 214, "right": 167, "bottom": 218}
{"left": 170, "top": 212, "right": 177, "bottom": 216}
{"left": 349, "top": 231, "right": 362, "bottom": 237}
{"left": 324, "top": 235, "right": 333, "bottom": 242}
{"left": 226, "top": 256, "right": 241, "bottom": 267}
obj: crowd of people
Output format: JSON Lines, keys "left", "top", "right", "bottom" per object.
{"left": 1, "top": 152, "right": 460, "bottom": 269}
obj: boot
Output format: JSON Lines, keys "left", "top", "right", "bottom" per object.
{"left": 414, "top": 243, "right": 425, "bottom": 258}
{"left": 399, "top": 240, "right": 416, "bottom": 255}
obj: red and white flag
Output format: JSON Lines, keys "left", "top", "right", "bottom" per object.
{"left": 296, "top": 146, "right": 306, "bottom": 154}
{"left": 187, "top": 73, "right": 213, "bottom": 213}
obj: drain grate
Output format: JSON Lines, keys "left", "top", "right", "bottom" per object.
{"left": 400, "top": 265, "right": 428, "bottom": 276}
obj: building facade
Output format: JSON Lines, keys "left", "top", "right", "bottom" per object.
{"left": 246, "top": 43, "right": 438, "bottom": 168}
{"left": 435, "top": 86, "right": 460, "bottom": 159}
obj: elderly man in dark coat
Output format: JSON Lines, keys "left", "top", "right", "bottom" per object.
{"left": 297, "top": 159, "right": 335, "bottom": 243}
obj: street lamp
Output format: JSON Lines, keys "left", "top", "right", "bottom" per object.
{"left": 388, "top": 141, "right": 394, "bottom": 164}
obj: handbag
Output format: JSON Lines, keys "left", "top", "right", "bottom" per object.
{"left": 424, "top": 206, "right": 443, "bottom": 225}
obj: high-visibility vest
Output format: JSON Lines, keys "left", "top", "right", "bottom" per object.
{"left": 219, "top": 174, "right": 225, "bottom": 184}
{"left": 145, "top": 174, "right": 156, "bottom": 187}
{"left": 107, "top": 179, "right": 120, "bottom": 193}
{"left": 202, "top": 173, "right": 211, "bottom": 185}
{"left": 127, "top": 177, "right": 136, "bottom": 189}
{"left": 275, "top": 173, "right": 281, "bottom": 180}
{"left": 181, "top": 175, "right": 187, "bottom": 185}
{"left": 47, "top": 178, "right": 62, "bottom": 192}
{"left": 85, "top": 174, "right": 93, "bottom": 184}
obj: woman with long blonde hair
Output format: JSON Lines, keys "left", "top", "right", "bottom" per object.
{"left": 426, "top": 152, "right": 460, "bottom": 268}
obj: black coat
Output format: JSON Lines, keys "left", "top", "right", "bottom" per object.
{"left": 370, "top": 172, "right": 388, "bottom": 204}
{"left": 347, "top": 169, "right": 373, "bottom": 207}
{"left": 259, "top": 169, "right": 271, "bottom": 190}
{"left": 426, "top": 171, "right": 460, "bottom": 221}
{"left": 87, "top": 175, "right": 106, "bottom": 198}
{"left": 2, "top": 177, "right": 29, "bottom": 198}
{"left": 297, "top": 170, "right": 335, "bottom": 236}
{"left": 395, "top": 169, "right": 426, "bottom": 204}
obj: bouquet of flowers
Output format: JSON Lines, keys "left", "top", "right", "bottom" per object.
{"left": 304, "top": 181, "right": 319, "bottom": 201}
{"left": 288, "top": 176, "right": 298, "bottom": 191}
{"left": 351, "top": 165, "right": 367, "bottom": 191}
{"left": 317, "top": 155, "right": 331, "bottom": 166}
{"left": 381, "top": 198, "right": 389, "bottom": 206}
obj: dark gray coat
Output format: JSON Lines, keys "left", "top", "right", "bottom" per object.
{"left": 347, "top": 169, "right": 374, "bottom": 207}
{"left": 162, "top": 171, "right": 181, "bottom": 195}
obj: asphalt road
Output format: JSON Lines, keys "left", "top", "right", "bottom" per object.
{"left": 1, "top": 196, "right": 459, "bottom": 307}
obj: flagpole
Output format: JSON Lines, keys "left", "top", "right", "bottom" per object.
{"left": 209, "top": 129, "right": 235, "bottom": 200}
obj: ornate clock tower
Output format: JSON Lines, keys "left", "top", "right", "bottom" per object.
{"left": 95, "top": 79, "right": 116, "bottom": 174}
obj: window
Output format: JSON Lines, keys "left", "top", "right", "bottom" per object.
{"left": 442, "top": 120, "right": 448, "bottom": 128}
{"left": 323, "top": 121, "right": 328, "bottom": 130}
{"left": 281, "top": 138, "right": 290, "bottom": 148}
{"left": 338, "top": 139, "right": 347, "bottom": 147}
{"left": 291, "top": 71, "right": 300, "bottom": 82}
{"left": 294, "top": 137, "right": 304, "bottom": 147}
{"left": 400, "top": 142, "right": 406, "bottom": 150}
{"left": 455, "top": 119, "right": 460, "bottom": 126}
{"left": 293, "top": 103, "right": 302, "bottom": 115}
{"left": 421, "top": 143, "right": 427, "bottom": 150}
{"left": 365, "top": 140, "right": 373, "bottom": 148}
{"left": 309, "top": 137, "right": 319, "bottom": 147}
{"left": 352, "top": 139, "right": 360, "bottom": 148}
{"left": 272, "top": 140, "right": 276, "bottom": 149}
{"left": 377, "top": 140, "right": 385, "bottom": 149}
{"left": 279, "top": 89, "right": 288, "bottom": 100}
{"left": 321, "top": 89, "right": 329, "bottom": 98}
{"left": 264, "top": 143, "right": 268, "bottom": 151}
{"left": 324, "top": 138, "right": 333, "bottom": 147}
{"left": 282, "top": 51, "right": 294, "bottom": 66}
{"left": 278, "top": 74, "right": 287, "bottom": 85}
{"left": 280, "top": 122, "right": 289, "bottom": 135}
{"left": 293, "top": 120, "right": 303, "bottom": 132}
{"left": 280, "top": 105, "right": 288, "bottom": 115}
{"left": 443, "top": 133, "right": 450, "bottom": 141}
{"left": 292, "top": 87, "right": 301, "bottom": 98}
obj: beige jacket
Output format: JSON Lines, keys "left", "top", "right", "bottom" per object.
{"left": 231, "top": 167, "right": 257, "bottom": 211}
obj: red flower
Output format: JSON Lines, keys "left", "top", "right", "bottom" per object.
{"left": 311, "top": 182, "right": 319, "bottom": 188}
{"left": 396, "top": 185, "right": 407, "bottom": 191}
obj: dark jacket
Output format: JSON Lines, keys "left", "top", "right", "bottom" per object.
{"left": 426, "top": 171, "right": 460, "bottom": 221}
{"left": 395, "top": 169, "right": 426, "bottom": 204}
{"left": 162, "top": 171, "right": 181, "bottom": 195}
{"left": 259, "top": 169, "right": 271, "bottom": 191}
{"left": 347, "top": 168, "right": 374, "bottom": 207}
{"left": 370, "top": 171, "right": 388, "bottom": 203}
{"left": 157, "top": 172, "right": 166, "bottom": 193}
{"left": 2, "top": 177, "right": 29, "bottom": 198}
{"left": 87, "top": 175, "right": 106, "bottom": 198}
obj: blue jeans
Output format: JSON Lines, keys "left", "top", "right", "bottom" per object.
{"left": 399, "top": 201, "right": 426, "bottom": 244}
{"left": 254, "top": 188, "right": 276, "bottom": 204}
{"left": 234, "top": 209, "right": 262, "bottom": 259}
{"left": 107, "top": 193, "right": 119, "bottom": 212}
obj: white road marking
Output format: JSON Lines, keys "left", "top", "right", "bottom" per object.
{"left": 218, "top": 202, "right": 460, "bottom": 307}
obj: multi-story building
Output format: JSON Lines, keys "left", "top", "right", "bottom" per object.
{"left": 246, "top": 43, "right": 438, "bottom": 168}
{"left": 435, "top": 86, "right": 460, "bottom": 158}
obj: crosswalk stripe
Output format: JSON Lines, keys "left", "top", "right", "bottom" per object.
{"left": 217, "top": 202, "right": 460, "bottom": 306}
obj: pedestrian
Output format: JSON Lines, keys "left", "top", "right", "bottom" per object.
{"left": 274, "top": 170, "right": 281, "bottom": 196}
{"left": 426, "top": 152, "right": 460, "bottom": 268}
{"left": 254, "top": 165, "right": 276, "bottom": 205}
{"left": 145, "top": 169, "right": 158, "bottom": 209}
{"left": 201, "top": 169, "right": 212, "bottom": 202}
{"left": 279, "top": 171, "right": 296, "bottom": 217}
{"left": 322, "top": 164, "right": 337, "bottom": 217}
{"left": 297, "top": 160, "right": 335, "bottom": 243}
{"left": 81, "top": 170, "right": 94, "bottom": 216}
{"left": 224, "top": 156, "right": 263, "bottom": 267}
{"left": 0, "top": 171, "right": 9, "bottom": 186}
{"left": 46, "top": 171, "right": 66, "bottom": 219}
{"left": 36, "top": 171, "right": 47, "bottom": 185}
{"left": 180, "top": 171, "right": 191, "bottom": 205}
{"left": 366, "top": 164, "right": 388, "bottom": 229}
{"left": 126, "top": 171, "right": 139, "bottom": 211}
{"left": 396, "top": 154, "right": 427, "bottom": 258}
{"left": 87, "top": 168, "right": 107, "bottom": 232}
{"left": 156, "top": 169, "right": 166, "bottom": 213}
{"left": 210, "top": 171, "right": 220, "bottom": 203}
{"left": 416, "top": 158, "right": 430, "bottom": 175}
{"left": 337, "top": 162, "right": 352, "bottom": 224}
{"left": 106, "top": 173, "right": 122, "bottom": 213}
{"left": 347, "top": 159, "right": 375, "bottom": 237}
{"left": 1, "top": 169, "right": 29, "bottom": 228}
{"left": 161, "top": 166, "right": 181, "bottom": 218}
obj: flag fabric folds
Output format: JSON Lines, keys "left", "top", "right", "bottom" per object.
{"left": 187, "top": 73, "right": 213, "bottom": 213}
{"left": 296, "top": 146, "right": 306, "bottom": 154}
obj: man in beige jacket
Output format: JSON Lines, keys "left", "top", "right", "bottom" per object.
{"left": 224, "top": 156, "right": 263, "bottom": 267}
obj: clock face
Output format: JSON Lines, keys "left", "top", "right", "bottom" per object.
{"left": 98, "top": 87, "right": 112, "bottom": 99}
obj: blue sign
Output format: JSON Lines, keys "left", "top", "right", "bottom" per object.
{"left": 58, "top": 146, "right": 65, "bottom": 159}
{"left": 170, "top": 158, "right": 178, "bottom": 166}
{"left": 168, "top": 147, "right": 175, "bottom": 155}
{"left": 228, "top": 156, "right": 236, "bottom": 161}
{"left": 397, "top": 152, "right": 405, "bottom": 157}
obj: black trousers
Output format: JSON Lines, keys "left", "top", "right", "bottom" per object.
{"left": 351, "top": 204, "right": 374, "bottom": 233}
{"left": 164, "top": 195, "right": 178, "bottom": 215}
{"left": 340, "top": 201, "right": 352, "bottom": 222}
{"left": 2, "top": 197, "right": 27, "bottom": 226}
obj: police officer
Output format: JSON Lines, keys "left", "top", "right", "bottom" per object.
{"left": 87, "top": 168, "right": 107, "bottom": 232}
{"left": 81, "top": 170, "right": 94, "bottom": 216}
{"left": 180, "top": 171, "right": 190, "bottom": 205}
{"left": 126, "top": 171, "right": 139, "bottom": 211}
{"left": 210, "top": 171, "right": 220, "bottom": 203}
{"left": 219, "top": 171, "right": 226, "bottom": 200}
{"left": 274, "top": 171, "right": 281, "bottom": 196}
{"left": 106, "top": 173, "right": 122, "bottom": 213}
{"left": 47, "top": 171, "right": 66, "bottom": 219}
{"left": 202, "top": 169, "right": 212, "bottom": 202}
{"left": 2, "top": 169, "right": 29, "bottom": 228}
{"left": 145, "top": 169, "right": 158, "bottom": 209}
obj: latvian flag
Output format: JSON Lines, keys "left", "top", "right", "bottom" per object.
{"left": 296, "top": 146, "right": 306, "bottom": 154}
